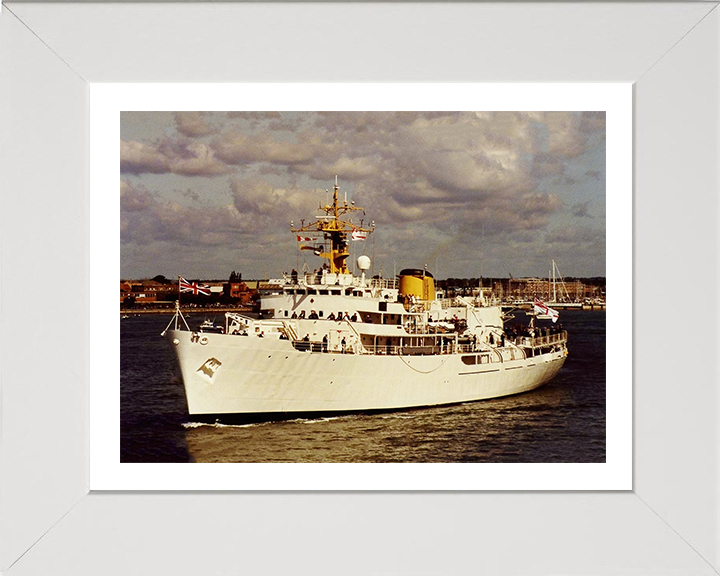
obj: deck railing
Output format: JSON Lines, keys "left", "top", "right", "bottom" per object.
{"left": 290, "top": 273, "right": 399, "bottom": 290}
{"left": 513, "top": 330, "right": 567, "bottom": 348}
{"left": 369, "top": 277, "right": 398, "bottom": 290}
{"left": 290, "top": 330, "right": 567, "bottom": 357}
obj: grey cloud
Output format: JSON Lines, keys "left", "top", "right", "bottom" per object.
{"left": 313, "top": 111, "right": 457, "bottom": 134}
{"left": 121, "top": 180, "right": 253, "bottom": 247}
{"left": 175, "top": 112, "right": 217, "bottom": 137}
{"left": 120, "top": 140, "right": 170, "bottom": 174}
{"left": 581, "top": 111, "right": 606, "bottom": 132}
{"left": 300, "top": 156, "right": 379, "bottom": 181}
{"left": 121, "top": 138, "right": 232, "bottom": 177}
{"left": 546, "top": 225, "right": 603, "bottom": 244}
{"left": 157, "top": 138, "right": 232, "bottom": 177}
{"left": 120, "top": 179, "right": 153, "bottom": 212}
{"left": 230, "top": 177, "right": 322, "bottom": 224}
{"left": 227, "top": 112, "right": 282, "bottom": 120}
{"left": 545, "top": 112, "right": 587, "bottom": 158}
{"left": 182, "top": 188, "right": 201, "bottom": 202}
{"left": 213, "top": 133, "right": 316, "bottom": 166}
{"left": 531, "top": 152, "right": 565, "bottom": 177}
{"left": 219, "top": 113, "right": 581, "bottom": 240}
{"left": 121, "top": 111, "right": 606, "bottom": 278}
{"left": 572, "top": 200, "right": 593, "bottom": 218}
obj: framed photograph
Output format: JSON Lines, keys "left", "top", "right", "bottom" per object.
{"left": 92, "top": 83, "right": 631, "bottom": 491}
{"left": 2, "top": 3, "right": 718, "bottom": 574}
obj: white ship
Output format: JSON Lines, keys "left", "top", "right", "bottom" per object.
{"left": 164, "top": 180, "right": 568, "bottom": 423}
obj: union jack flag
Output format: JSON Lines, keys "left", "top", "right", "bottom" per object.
{"left": 296, "top": 235, "right": 312, "bottom": 242}
{"left": 180, "top": 277, "right": 210, "bottom": 296}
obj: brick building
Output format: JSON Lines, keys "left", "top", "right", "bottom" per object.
{"left": 223, "top": 280, "right": 255, "bottom": 305}
{"left": 120, "top": 280, "right": 176, "bottom": 305}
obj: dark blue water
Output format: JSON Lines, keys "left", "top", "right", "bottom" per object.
{"left": 121, "top": 310, "right": 605, "bottom": 463}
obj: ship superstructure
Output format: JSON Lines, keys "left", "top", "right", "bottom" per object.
{"left": 165, "top": 180, "right": 568, "bottom": 422}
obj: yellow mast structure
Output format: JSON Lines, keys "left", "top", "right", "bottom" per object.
{"left": 291, "top": 177, "right": 374, "bottom": 274}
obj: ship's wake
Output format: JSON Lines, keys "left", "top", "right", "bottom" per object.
{"left": 182, "top": 421, "right": 272, "bottom": 429}
{"left": 182, "top": 414, "right": 357, "bottom": 429}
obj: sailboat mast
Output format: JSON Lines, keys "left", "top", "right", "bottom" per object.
{"left": 548, "top": 269, "right": 551, "bottom": 301}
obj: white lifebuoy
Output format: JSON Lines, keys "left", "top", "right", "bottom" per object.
{"left": 200, "top": 336, "right": 209, "bottom": 345}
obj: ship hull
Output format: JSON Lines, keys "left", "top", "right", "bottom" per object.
{"left": 167, "top": 329, "right": 567, "bottom": 421}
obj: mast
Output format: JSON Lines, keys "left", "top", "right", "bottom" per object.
{"left": 552, "top": 260, "right": 571, "bottom": 302}
{"left": 161, "top": 277, "right": 189, "bottom": 335}
{"left": 290, "top": 178, "right": 374, "bottom": 274}
{"left": 176, "top": 275, "right": 181, "bottom": 329}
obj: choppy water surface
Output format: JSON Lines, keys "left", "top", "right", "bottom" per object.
{"left": 121, "top": 310, "right": 605, "bottom": 463}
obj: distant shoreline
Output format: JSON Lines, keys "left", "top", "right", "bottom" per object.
{"left": 121, "top": 307, "right": 254, "bottom": 315}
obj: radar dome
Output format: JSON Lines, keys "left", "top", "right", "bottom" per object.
{"left": 357, "top": 255, "right": 371, "bottom": 270}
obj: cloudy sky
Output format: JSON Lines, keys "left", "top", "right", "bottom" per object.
{"left": 120, "top": 111, "right": 605, "bottom": 281}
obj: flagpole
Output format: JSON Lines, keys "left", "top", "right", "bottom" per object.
{"left": 176, "top": 276, "right": 181, "bottom": 330}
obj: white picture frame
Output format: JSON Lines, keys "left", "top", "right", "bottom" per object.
{"left": 1, "top": 3, "right": 718, "bottom": 574}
